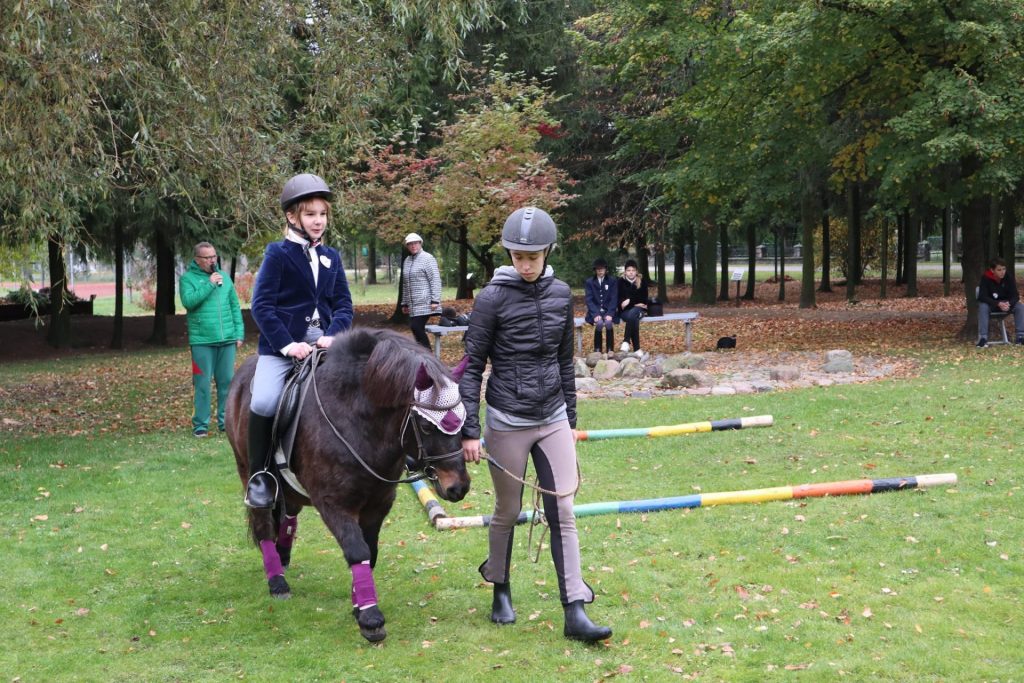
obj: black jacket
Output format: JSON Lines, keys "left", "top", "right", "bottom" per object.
{"left": 617, "top": 275, "right": 649, "bottom": 313}
{"left": 977, "top": 270, "right": 1020, "bottom": 308}
{"left": 459, "top": 266, "right": 577, "bottom": 439}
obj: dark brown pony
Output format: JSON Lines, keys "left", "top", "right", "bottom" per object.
{"left": 224, "top": 328, "right": 470, "bottom": 642}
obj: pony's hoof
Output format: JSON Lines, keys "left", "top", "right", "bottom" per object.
{"left": 268, "top": 574, "right": 291, "bottom": 599}
{"left": 360, "top": 625, "right": 387, "bottom": 643}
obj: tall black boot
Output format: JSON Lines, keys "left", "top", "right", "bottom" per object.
{"left": 606, "top": 328, "right": 614, "bottom": 353}
{"left": 593, "top": 327, "right": 602, "bottom": 354}
{"left": 491, "top": 582, "right": 516, "bottom": 624}
{"left": 563, "top": 600, "right": 612, "bottom": 642}
{"left": 245, "top": 412, "right": 278, "bottom": 509}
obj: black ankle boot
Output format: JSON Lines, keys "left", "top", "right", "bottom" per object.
{"left": 563, "top": 600, "right": 611, "bottom": 642}
{"left": 245, "top": 412, "right": 278, "bottom": 509}
{"left": 490, "top": 582, "right": 516, "bottom": 624}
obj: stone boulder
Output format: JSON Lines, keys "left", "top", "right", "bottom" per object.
{"left": 769, "top": 365, "right": 801, "bottom": 381}
{"left": 822, "top": 349, "right": 854, "bottom": 373}
{"left": 592, "top": 359, "right": 621, "bottom": 381}
{"left": 619, "top": 357, "right": 645, "bottom": 378}
{"left": 660, "top": 369, "right": 714, "bottom": 389}
{"left": 662, "top": 353, "right": 706, "bottom": 372}
{"left": 575, "top": 377, "right": 601, "bottom": 393}
{"left": 585, "top": 352, "right": 604, "bottom": 367}
{"left": 574, "top": 358, "right": 590, "bottom": 378}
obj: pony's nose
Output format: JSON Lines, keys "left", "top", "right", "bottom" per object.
{"left": 437, "top": 478, "right": 470, "bottom": 503}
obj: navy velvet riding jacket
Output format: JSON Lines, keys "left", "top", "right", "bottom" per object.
{"left": 251, "top": 240, "right": 353, "bottom": 356}
{"left": 458, "top": 266, "right": 577, "bottom": 440}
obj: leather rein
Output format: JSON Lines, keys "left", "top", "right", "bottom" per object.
{"left": 307, "top": 348, "right": 464, "bottom": 485}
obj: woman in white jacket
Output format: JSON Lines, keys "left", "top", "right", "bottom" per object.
{"left": 401, "top": 232, "right": 442, "bottom": 348}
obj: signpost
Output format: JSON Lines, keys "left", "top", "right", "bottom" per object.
{"left": 732, "top": 270, "right": 743, "bottom": 306}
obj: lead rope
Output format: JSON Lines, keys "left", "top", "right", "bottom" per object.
{"left": 483, "top": 452, "right": 582, "bottom": 564}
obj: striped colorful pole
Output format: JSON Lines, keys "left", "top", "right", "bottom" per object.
{"left": 409, "top": 479, "right": 451, "bottom": 525}
{"left": 431, "top": 473, "right": 956, "bottom": 530}
{"left": 576, "top": 415, "right": 773, "bottom": 441}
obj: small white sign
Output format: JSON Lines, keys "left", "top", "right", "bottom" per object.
{"left": 731, "top": 270, "right": 744, "bottom": 282}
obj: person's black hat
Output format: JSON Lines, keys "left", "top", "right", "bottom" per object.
{"left": 592, "top": 258, "right": 608, "bottom": 269}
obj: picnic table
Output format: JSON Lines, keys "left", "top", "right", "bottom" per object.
{"left": 425, "top": 311, "right": 699, "bottom": 358}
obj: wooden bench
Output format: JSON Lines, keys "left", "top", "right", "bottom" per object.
{"left": 425, "top": 311, "right": 699, "bottom": 358}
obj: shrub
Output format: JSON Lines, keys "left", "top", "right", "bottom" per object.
{"left": 138, "top": 280, "right": 158, "bottom": 311}
{"left": 234, "top": 271, "right": 254, "bottom": 304}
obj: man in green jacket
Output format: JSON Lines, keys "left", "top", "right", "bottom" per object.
{"left": 180, "top": 242, "right": 244, "bottom": 437}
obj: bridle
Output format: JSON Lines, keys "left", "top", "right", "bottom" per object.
{"left": 309, "top": 349, "right": 463, "bottom": 485}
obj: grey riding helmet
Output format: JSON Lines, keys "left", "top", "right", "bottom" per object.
{"left": 280, "top": 173, "right": 333, "bottom": 212}
{"left": 501, "top": 207, "right": 557, "bottom": 251}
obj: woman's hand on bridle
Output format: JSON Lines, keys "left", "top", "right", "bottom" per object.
{"left": 462, "top": 438, "right": 481, "bottom": 463}
{"left": 316, "top": 335, "right": 334, "bottom": 349}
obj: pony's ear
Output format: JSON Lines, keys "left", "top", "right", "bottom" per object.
{"left": 450, "top": 354, "right": 470, "bottom": 382}
{"left": 414, "top": 362, "right": 434, "bottom": 391}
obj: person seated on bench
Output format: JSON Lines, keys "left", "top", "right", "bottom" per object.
{"left": 616, "top": 259, "right": 649, "bottom": 354}
{"left": 977, "top": 256, "right": 1024, "bottom": 348}
{"left": 584, "top": 258, "right": 619, "bottom": 353}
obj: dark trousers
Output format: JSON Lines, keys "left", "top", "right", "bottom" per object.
{"left": 620, "top": 307, "right": 644, "bottom": 350}
{"left": 409, "top": 315, "right": 432, "bottom": 349}
{"left": 592, "top": 320, "right": 614, "bottom": 353}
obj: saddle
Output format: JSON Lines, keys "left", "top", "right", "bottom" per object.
{"left": 269, "top": 350, "right": 324, "bottom": 498}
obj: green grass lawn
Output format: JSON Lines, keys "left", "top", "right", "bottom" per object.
{"left": 0, "top": 349, "right": 1020, "bottom": 681}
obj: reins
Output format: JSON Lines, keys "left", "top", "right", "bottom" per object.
{"left": 307, "top": 348, "right": 461, "bottom": 485}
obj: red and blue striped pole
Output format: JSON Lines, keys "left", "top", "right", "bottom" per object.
{"left": 430, "top": 473, "right": 956, "bottom": 530}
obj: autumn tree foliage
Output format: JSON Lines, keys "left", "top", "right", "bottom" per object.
{"left": 347, "top": 65, "right": 573, "bottom": 303}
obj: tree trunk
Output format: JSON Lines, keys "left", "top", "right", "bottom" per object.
{"left": 111, "top": 220, "right": 125, "bottom": 349}
{"left": 942, "top": 204, "right": 951, "bottom": 297}
{"left": 799, "top": 180, "right": 817, "bottom": 309}
{"left": 147, "top": 223, "right": 174, "bottom": 345}
{"left": 1001, "top": 197, "right": 1016, "bottom": 278}
{"left": 689, "top": 218, "right": 717, "bottom": 305}
{"left": 46, "top": 235, "right": 72, "bottom": 348}
{"left": 672, "top": 223, "right": 687, "bottom": 286}
{"left": 456, "top": 225, "right": 472, "bottom": 299}
{"left": 636, "top": 232, "right": 651, "bottom": 280}
{"left": 718, "top": 223, "right": 730, "bottom": 301}
{"left": 777, "top": 227, "right": 786, "bottom": 302}
{"left": 366, "top": 238, "right": 378, "bottom": 285}
{"left": 818, "top": 189, "right": 832, "bottom": 292}
{"left": 655, "top": 247, "right": 668, "bottom": 303}
{"left": 904, "top": 209, "right": 919, "bottom": 297}
{"left": 744, "top": 222, "right": 756, "bottom": 299}
{"left": 895, "top": 212, "right": 905, "bottom": 284}
{"left": 880, "top": 218, "right": 889, "bottom": 299}
{"left": 845, "top": 182, "right": 860, "bottom": 301}
{"left": 960, "top": 194, "right": 989, "bottom": 339}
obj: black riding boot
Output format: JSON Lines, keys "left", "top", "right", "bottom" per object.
{"left": 490, "top": 582, "right": 516, "bottom": 624}
{"left": 563, "top": 600, "right": 612, "bottom": 642}
{"left": 245, "top": 412, "right": 278, "bottom": 509}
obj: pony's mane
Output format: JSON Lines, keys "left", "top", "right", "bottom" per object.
{"left": 324, "top": 329, "right": 452, "bottom": 409}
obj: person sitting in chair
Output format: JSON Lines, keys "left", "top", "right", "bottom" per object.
{"left": 977, "top": 256, "right": 1024, "bottom": 348}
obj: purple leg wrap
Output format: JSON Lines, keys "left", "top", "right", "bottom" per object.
{"left": 351, "top": 561, "right": 378, "bottom": 610}
{"left": 260, "top": 540, "right": 284, "bottom": 580}
{"left": 277, "top": 514, "right": 297, "bottom": 549}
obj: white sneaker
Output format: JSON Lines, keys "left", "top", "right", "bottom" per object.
{"left": 633, "top": 350, "right": 644, "bottom": 358}
{"left": 619, "top": 342, "right": 630, "bottom": 353}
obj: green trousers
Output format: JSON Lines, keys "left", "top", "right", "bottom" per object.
{"left": 191, "top": 342, "right": 237, "bottom": 432}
